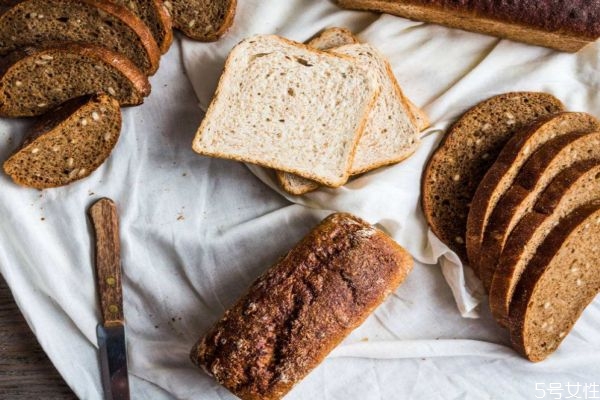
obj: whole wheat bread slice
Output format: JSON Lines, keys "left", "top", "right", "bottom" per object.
{"left": 422, "top": 92, "right": 564, "bottom": 263}
{"left": 509, "top": 204, "right": 600, "bottom": 362}
{"left": 0, "top": 44, "right": 150, "bottom": 117}
{"left": 467, "top": 112, "right": 599, "bottom": 270}
{"left": 478, "top": 131, "right": 600, "bottom": 291}
{"left": 0, "top": 0, "right": 161, "bottom": 75}
{"left": 3, "top": 94, "right": 121, "bottom": 188}
{"left": 490, "top": 160, "right": 600, "bottom": 327}
{"left": 112, "top": 0, "right": 173, "bottom": 53}
{"left": 192, "top": 35, "right": 379, "bottom": 188}
{"left": 163, "top": 0, "right": 235, "bottom": 42}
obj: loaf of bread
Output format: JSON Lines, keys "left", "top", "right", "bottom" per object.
{"left": 190, "top": 213, "right": 413, "bottom": 400}
{"left": 334, "top": 0, "right": 600, "bottom": 52}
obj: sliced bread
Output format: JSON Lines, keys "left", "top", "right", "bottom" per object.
{"left": 0, "top": 44, "right": 151, "bottom": 117}
{"left": 509, "top": 204, "right": 600, "bottom": 362}
{"left": 467, "top": 112, "right": 599, "bottom": 271}
{"left": 192, "top": 35, "right": 379, "bottom": 188}
{"left": 163, "top": 0, "right": 235, "bottom": 42}
{"left": 3, "top": 94, "right": 121, "bottom": 189}
{"left": 112, "top": 0, "right": 173, "bottom": 53}
{"left": 0, "top": 0, "right": 160, "bottom": 75}
{"left": 490, "top": 160, "right": 600, "bottom": 326}
{"left": 422, "top": 92, "right": 564, "bottom": 262}
{"left": 477, "top": 131, "right": 600, "bottom": 291}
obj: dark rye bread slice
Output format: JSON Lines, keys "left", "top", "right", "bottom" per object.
{"left": 509, "top": 204, "right": 600, "bottom": 362}
{"left": 163, "top": 0, "right": 236, "bottom": 42}
{"left": 490, "top": 160, "right": 600, "bottom": 327}
{"left": 0, "top": 44, "right": 150, "bottom": 117}
{"left": 112, "top": 0, "right": 173, "bottom": 53}
{"left": 467, "top": 112, "right": 600, "bottom": 271}
{"left": 477, "top": 131, "right": 600, "bottom": 291}
{"left": 421, "top": 92, "right": 564, "bottom": 263}
{"left": 191, "top": 213, "right": 413, "bottom": 400}
{"left": 3, "top": 94, "right": 121, "bottom": 189}
{"left": 0, "top": 0, "right": 160, "bottom": 75}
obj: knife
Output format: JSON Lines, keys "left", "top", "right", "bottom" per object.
{"left": 89, "top": 198, "right": 130, "bottom": 400}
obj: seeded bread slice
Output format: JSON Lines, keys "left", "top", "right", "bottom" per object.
{"left": 0, "top": 0, "right": 161, "bottom": 75}
{"left": 478, "top": 131, "right": 600, "bottom": 291}
{"left": 112, "top": 0, "right": 173, "bottom": 53}
{"left": 422, "top": 92, "right": 564, "bottom": 263}
{"left": 509, "top": 204, "right": 600, "bottom": 362}
{"left": 192, "top": 35, "right": 379, "bottom": 188}
{"left": 164, "top": 0, "right": 235, "bottom": 42}
{"left": 0, "top": 44, "right": 151, "bottom": 117}
{"left": 467, "top": 112, "right": 600, "bottom": 271}
{"left": 490, "top": 160, "right": 600, "bottom": 327}
{"left": 3, "top": 94, "right": 121, "bottom": 189}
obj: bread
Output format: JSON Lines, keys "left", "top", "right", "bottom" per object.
{"left": 422, "top": 92, "right": 564, "bottom": 263}
{"left": 0, "top": 0, "right": 161, "bottom": 75}
{"left": 467, "top": 112, "right": 600, "bottom": 272}
{"left": 0, "top": 44, "right": 150, "bottom": 117}
{"left": 3, "top": 94, "right": 121, "bottom": 188}
{"left": 190, "top": 213, "right": 413, "bottom": 400}
{"left": 477, "top": 131, "right": 600, "bottom": 291}
{"left": 333, "top": 0, "right": 600, "bottom": 52}
{"left": 192, "top": 35, "right": 379, "bottom": 188}
{"left": 490, "top": 160, "right": 600, "bottom": 327}
{"left": 112, "top": 0, "right": 173, "bottom": 53}
{"left": 163, "top": 0, "right": 235, "bottom": 42}
{"left": 306, "top": 26, "right": 359, "bottom": 50}
{"left": 509, "top": 204, "right": 600, "bottom": 362}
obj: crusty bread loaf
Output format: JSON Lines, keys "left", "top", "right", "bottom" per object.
{"left": 112, "top": 0, "right": 173, "bottom": 53}
{"left": 490, "top": 160, "right": 600, "bottom": 327}
{"left": 0, "top": 0, "right": 161, "bottom": 75}
{"left": 163, "top": 0, "right": 235, "bottom": 42}
{"left": 0, "top": 44, "right": 150, "bottom": 117}
{"left": 333, "top": 0, "right": 600, "bottom": 52}
{"left": 3, "top": 94, "right": 121, "bottom": 188}
{"left": 190, "top": 213, "right": 413, "bottom": 400}
{"left": 192, "top": 35, "right": 379, "bottom": 188}
{"left": 478, "top": 131, "right": 600, "bottom": 291}
{"left": 422, "top": 92, "right": 564, "bottom": 263}
{"left": 467, "top": 112, "right": 600, "bottom": 270}
{"left": 509, "top": 204, "right": 600, "bottom": 362}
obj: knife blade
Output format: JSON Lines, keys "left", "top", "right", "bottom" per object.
{"left": 90, "top": 198, "right": 130, "bottom": 400}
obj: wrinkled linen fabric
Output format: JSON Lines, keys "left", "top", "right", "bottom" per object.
{"left": 0, "top": 0, "right": 598, "bottom": 398}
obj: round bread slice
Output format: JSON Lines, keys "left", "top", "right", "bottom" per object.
{"left": 422, "top": 92, "right": 564, "bottom": 263}
{"left": 3, "top": 94, "right": 121, "bottom": 189}
{"left": 509, "top": 204, "right": 600, "bottom": 362}
{"left": 477, "top": 131, "right": 600, "bottom": 291}
{"left": 490, "top": 160, "right": 600, "bottom": 327}
{"left": 112, "top": 0, "right": 173, "bottom": 54}
{"left": 0, "top": 44, "right": 151, "bottom": 117}
{"left": 0, "top": 0, "right": 160, "bottom": 74}
{"left": 467, "top": 112, "right": 599, "bottom": 269}
{"left": 164, "top": 0, "right": 236, "bottom": 42}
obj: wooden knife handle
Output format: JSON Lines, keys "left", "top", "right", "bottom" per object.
{"left": 89, "top": 198, "right": 124, "bottom": 326}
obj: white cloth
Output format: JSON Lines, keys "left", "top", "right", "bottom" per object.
{"left": 0, "top": 0, "right": 599, "bottom": 399}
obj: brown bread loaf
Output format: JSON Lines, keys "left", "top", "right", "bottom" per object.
{"left": 111, "top": 0, "right": 173, "bottom": 53}
{"left": 163, "top": 0, "right": 236, "bottom": 42}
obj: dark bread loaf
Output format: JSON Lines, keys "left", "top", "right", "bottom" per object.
{"left": 334, "top": 0, "right": 600, "bottom": 52}
{"left": 3, "top": 94, "right": 121, "bottom": 189}
{"left": 509, "top": 204, "right": 600, "bottom": 362}
{"left": 163, "top": 0, "right": 236, "bottom": 42}
{"left": 0, "top": 0, "right": 161, "bottom": 74}
{"left": 422, "top": 92, "right": 564, "bottom": 263}
{"left": 190, "top": 213, "right": 413, "bottom": 400}
{"left": 0, "top": 44, "right": 150, "bottom": 117}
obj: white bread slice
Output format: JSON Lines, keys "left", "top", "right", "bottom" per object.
{"left": 192, "top": 35, "right": 379, "bottom": 188}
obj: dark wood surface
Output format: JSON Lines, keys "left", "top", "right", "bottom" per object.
{"left": 0, "top": 275, "right": 75, "bottom": 399}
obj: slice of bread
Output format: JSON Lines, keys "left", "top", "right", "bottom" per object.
{"left": 306, "top": 26, "right": 359, "bottom": 50}
{"left": 112, "top": 0, "right": 173, "bottom": 54}
{"left": 509, "top": 203, "right": 600, "bottom": 362}
{"left": 3, "top": 94, "right": 121, "bottom": 189}
{"left": 422, "top": 92, "right": 564, "bottom": 263}
{"left": 163, "top": 0, "right": 235, "bottom": 42}
{"left": 477, "top": 131, "right": 600, "bottom": 291}
{"left": 490, "top": 160, "right": 600, "bottom": 326}
{"left": 0, "top": 0, "right": 161, "bottom": 75}
{"left": 467, "top": 112, "right": 600, "bottom": 270}
{"left": 0, "top": 44, "right": 151, "bottom": 117}
{"left": 192, "top": 35, "right": 379, "bottom": 188}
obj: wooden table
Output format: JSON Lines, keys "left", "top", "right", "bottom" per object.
{"left": 0, "top": 275, "right": 75, "bottom": 399}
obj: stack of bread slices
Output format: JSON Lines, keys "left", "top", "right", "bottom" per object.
{"left": 0, "top": 0, "right": 237, "bottom": 189}
{"left": 193, "top": 28, "right": 429, "bottom": 194}
{"left": 422, "top": 92, "right": 600, "bottom": 362}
